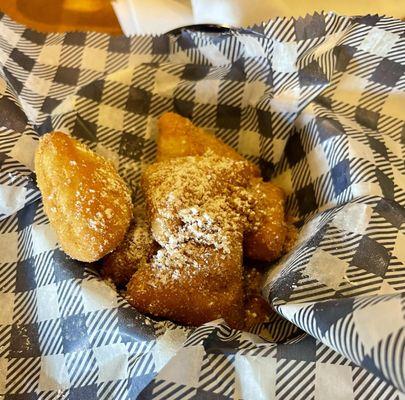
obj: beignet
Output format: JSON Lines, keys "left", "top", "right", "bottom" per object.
{"left": 35, "top": 132, "right": 132, "bottom": 262}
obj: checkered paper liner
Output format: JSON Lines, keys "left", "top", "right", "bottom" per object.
{"left": 0, "top": 11, "right": 404, "bottom": 399}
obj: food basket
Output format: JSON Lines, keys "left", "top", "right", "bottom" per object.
{"left": 0, "top": 12, "right": 404, "bottom": 399}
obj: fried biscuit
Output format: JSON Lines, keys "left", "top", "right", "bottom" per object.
{"left": 35, "top": 132, "right": 132, "bottom": 262}
{"left": 101, "top": 206, "right": 158, "bottom": 287}
{"left": 157, "top": 112, "right": 260, "bottom": 176}
{"left": 156, "top": 113, "right": 289, "bottom": 262}
{"left": 127, "top": 240, "right": 244, "bottom": 328}
{"left": 244, "top": 179, "right": 287, "bottom": 262}
{"left": 141, "top": 153, "right": 256, "bottom": 246}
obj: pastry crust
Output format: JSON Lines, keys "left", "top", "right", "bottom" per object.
{"left": 157, "top": 112, "right": 260, "bottom": 176}
{"left": 35, "top": 132, "right": 132, "bottom": 262}
{"left": 127, "top": 240, "right": 244, "bottom": 328}
{"left": 244, "top": 179, "right": 287, "bottom": 262}
{"left": 244, "top": 267, "right": 272, "bottom": 328}
{"left": 101, "top": 206, "right": 158, "bottom": 287}
{"left": 38, "top": 115, "right": 293, "bottom": 329}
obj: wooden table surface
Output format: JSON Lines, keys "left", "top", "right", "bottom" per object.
{"left": 0, "top": 0, "right": 122, "bottom": 34}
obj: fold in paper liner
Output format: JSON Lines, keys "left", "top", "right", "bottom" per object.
{"left": 0, "top": 11, "right": 404, "bottom": 399}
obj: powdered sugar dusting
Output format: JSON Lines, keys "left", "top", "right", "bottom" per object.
{"left": 144, "top": 151, "right": 258, "bottom": 252}
{"left": 133, "top": 152, "right": 262, "bottom": 298}
{"left": 36, "top": 131, "right": 132, "bottom": 262}
{"left": 121, "top": 133, "right": 293, "bottom": 328}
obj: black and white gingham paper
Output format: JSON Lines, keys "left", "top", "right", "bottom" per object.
{"left": 0, "top": 12, "right": 404, "bottom": 399}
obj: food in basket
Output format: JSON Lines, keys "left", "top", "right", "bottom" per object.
{"left": 35, "top": 131, "right": 132, "bottom": 262}
{"left": 244, "top": 178, "right": 287, "bottom": 261}
{"left": 101, "top": 205, "right": 159, "bottom": 287}
{"left": 35, "top": 113, "right": 295, "bottom": 329}
{"left": 141, "top": 151, "right": 257, "bottom": 246}
{"left": 157, "top": 112, "right": 260, "bottom": 176}
{"left": 128, "top": 239, "right": 245, "bottom": 327}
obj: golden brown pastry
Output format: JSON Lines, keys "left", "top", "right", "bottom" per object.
{"left": 35, "top": 131, "right": 132, "bottom": 262}
{"left": 127, "top": 240, "right": 244, "bottom": 328}
{"left": 157, "top": 112, "right": 260, "bottom": 176}
{"left": 243, "top": 267, "right": 272, "bottom": 328}
{"left": 36, "top": 114, "right": 295, "bottom": 330}
{"left": 141, "top": 152, "right": 257, "bottom": 246}
{"left": 129, "top": 114, "right": 290, "bottom": 327}
{"left": 244, "top": 179, "right": 287, "bottom": 262}
{"left": 132, "top": 150, "right": 257, "bottom": 328}
{"left": 101, "top": 206, "right": 158, "bottom": 287}
{"left": 156, "top": 113, "right": 288, "bottom": 263}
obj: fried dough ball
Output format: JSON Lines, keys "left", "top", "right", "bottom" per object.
{"left": 156, "top": 113, "right": 289, "bottom": 263}
{"left": 127, "top": 240, "right": 244, "bottom": 328}
{"left": 141, "top": 153, "right": 257, "bottom": 246}
{"left": 244, "top": 179, "right": 287, "bottom": 262}
{"left": 157, "top": 112, "right": 260, "bottom": 176}
{"left": 35, "top": 132, "right": 132, "bottom": 262}
{"left": 133, "top": 151, "right": 256, "bottom": 328}
{"left": 101, "top": 206, "right": 158, "bottom": 287}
